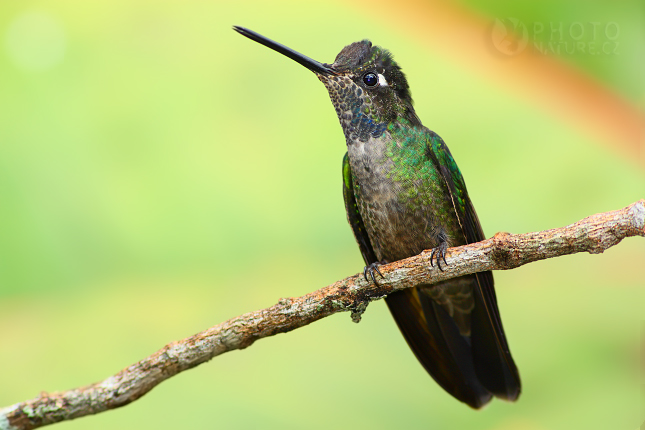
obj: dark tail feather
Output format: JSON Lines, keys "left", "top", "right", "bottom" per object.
{"left": 470, "top": 271, "right": 521, "bottom": 401}
{"left": 385, "top": 273, "right": 520, "bottom": 407}
{"left": 385, "top": 288, "right": 492, "bottom": 409}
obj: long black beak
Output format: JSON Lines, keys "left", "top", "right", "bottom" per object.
{"left": 233, "top": 26, "right": 336, "bottom": 76}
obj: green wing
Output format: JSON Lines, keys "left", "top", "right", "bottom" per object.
{"left": 426, "top": 130, "right": 521, "bottom": 401}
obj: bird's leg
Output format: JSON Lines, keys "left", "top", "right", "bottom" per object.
{"left": 429, "top": 232, "right": 449, "bottom": 271}
{"left": 363, "top": 261, "right": 387, "bottom": 284}
{"left": 353, "top": 260, "right": 386, "bottom": 323}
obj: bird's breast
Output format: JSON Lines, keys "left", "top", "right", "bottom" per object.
{"left": 346, "top": 134, "right": 458, "bottom": 262}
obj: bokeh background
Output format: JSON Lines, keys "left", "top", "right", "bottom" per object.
{"left": 1, "top": 1, "right": 643, "bottom": 429}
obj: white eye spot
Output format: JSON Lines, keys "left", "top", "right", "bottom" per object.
{"left": 377, "top": 73, "right": 388, "bottom": 87}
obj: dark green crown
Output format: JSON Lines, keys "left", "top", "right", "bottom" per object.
{"left": 333, "top": 40, "right": 413, "bottom": 106}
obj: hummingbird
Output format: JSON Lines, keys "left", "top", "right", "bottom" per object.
{"left": 233, "top": 26, "right": 520, "bottom": 408}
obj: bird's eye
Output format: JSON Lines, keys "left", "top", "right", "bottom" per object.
{"left": 363, "top": 72, "right": 378, "bottom": 87}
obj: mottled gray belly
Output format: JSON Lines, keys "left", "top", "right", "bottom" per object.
{"left": 347, "top": 135, "right": 459, "bottom": 263}
{"left": 347, "top": 134, "right": 474, "bottom": 335}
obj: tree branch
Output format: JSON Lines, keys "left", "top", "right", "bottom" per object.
{"left": 1, "top": 200, "right": 643, "bottom": 430}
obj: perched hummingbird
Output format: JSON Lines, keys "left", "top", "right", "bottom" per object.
{"left": 234, "top": 26, "right": 520, "bottom": 408}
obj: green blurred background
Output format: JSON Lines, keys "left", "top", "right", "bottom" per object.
{"left": 1, "top": 1, "right": 643, "bottom": 429}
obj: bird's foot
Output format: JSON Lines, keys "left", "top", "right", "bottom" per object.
{"left": 363, "top": 261, "right": 386, "bottom": 284}
{"left": 429, "top": 242, "right": 449, "bottom": 271}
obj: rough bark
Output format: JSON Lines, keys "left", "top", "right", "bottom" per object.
{"left": 1, "top": 199, "right": 643, "bottom": 430}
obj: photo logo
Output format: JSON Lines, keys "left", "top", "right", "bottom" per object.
{"left": 490, "top": 18, "right": 620, "bottom": 57}
{"left": 491, "top": 18, "right": 529, "bottom": 56}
